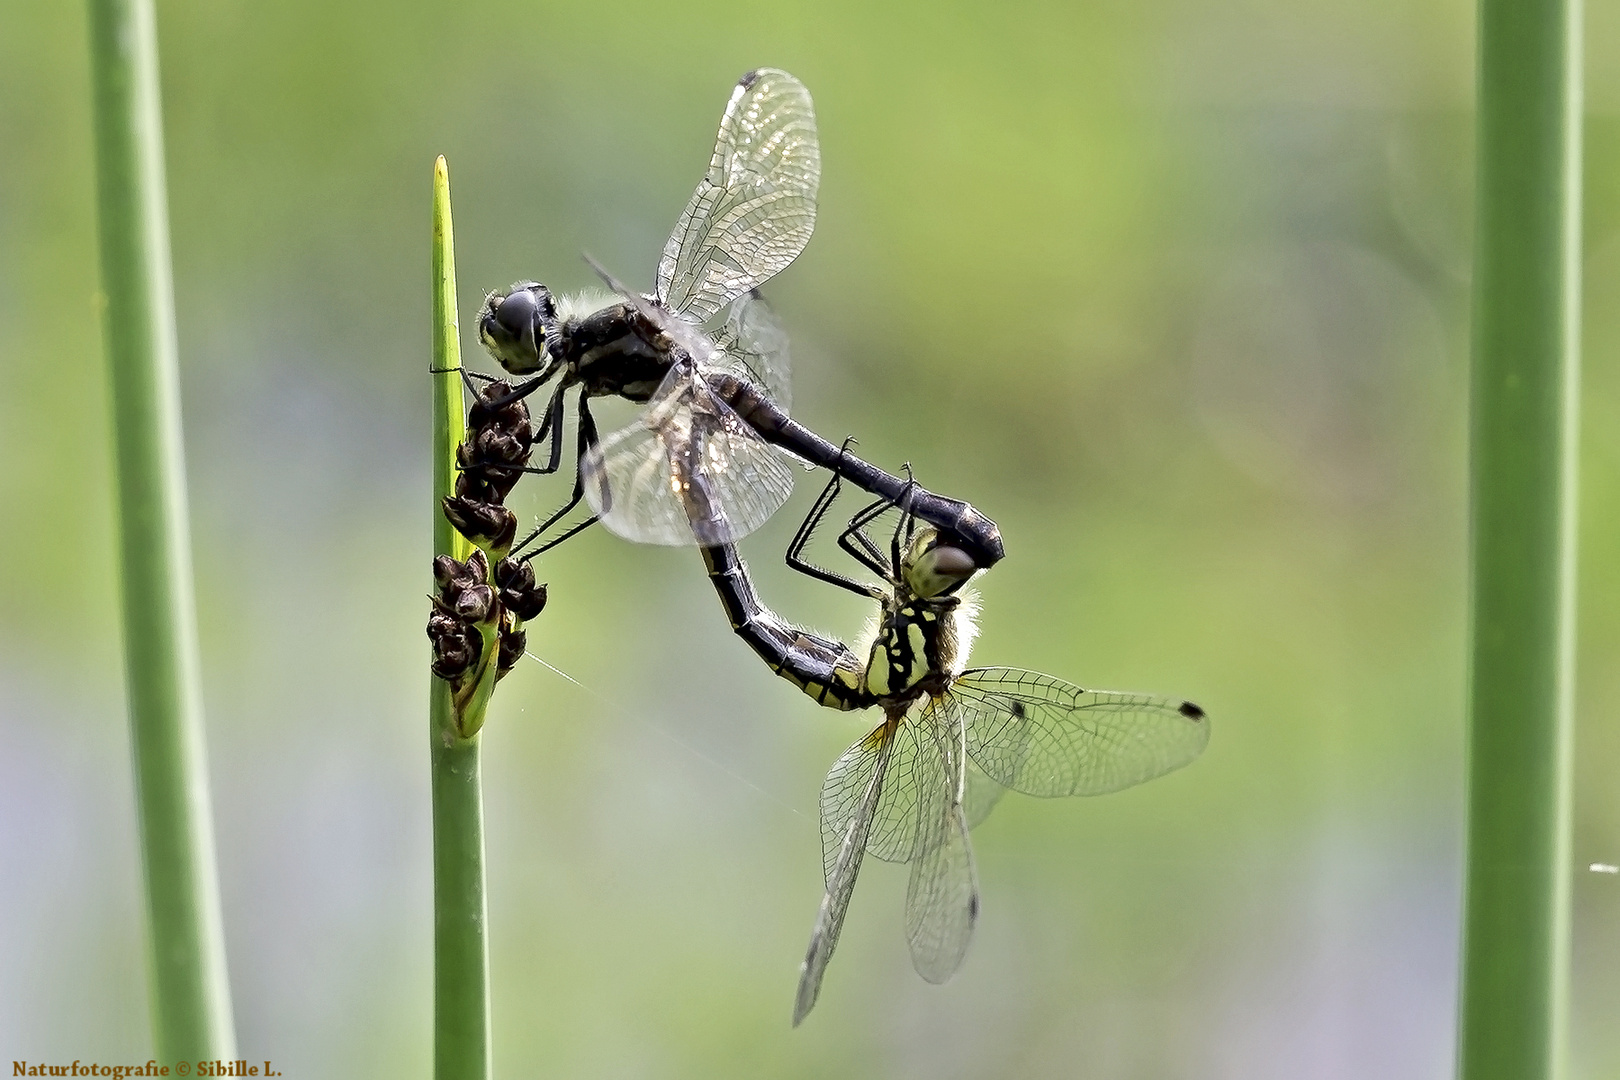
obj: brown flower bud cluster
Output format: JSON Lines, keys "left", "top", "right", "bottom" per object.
{"left": 430, "top": 379, "right": 551, "bottom": 730}
{"left": 429, "top": 550, "right": 493, "bottom": 683}
{"left": 491, "top": 555, "right": 547, "bottom": 678}
{"left": 427, "top": 549, "right": 549, "bottom": 694}
{"left": 440, "top": 380, "right": 533, "bottom": 556}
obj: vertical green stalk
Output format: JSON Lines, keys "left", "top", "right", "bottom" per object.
{"left": 429, "top": 157, "right": 491, "bottom": 1079}
{"left": 87, "top": 0, "right": 234, "bottom": 1059}
{"left": 1459, "top": 0, "right": 1581, "bottom": 1075}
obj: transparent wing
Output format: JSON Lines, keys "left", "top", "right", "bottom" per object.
{"left": 795, "top": 722, "right": 896, "bottom": 1026}
{"left": 580, "top": 363, "right": 794, "bottom": 546}
{"left": 709, "top": 290, "right": 792, "bottom": 411}
{"left": 954, "top": 668, "right": 1210, "bottom": 797}
{"left": 903, "top": 698, "right": 979, "bottom": 984}
{"left": 820, "top": 706, "right": 943, "bottom": 881}
{"left": 962, "top": 756, "right": 1010, "bottom": 831}
{"left": 657, "top": 68, "right": 820, "bottom": 322}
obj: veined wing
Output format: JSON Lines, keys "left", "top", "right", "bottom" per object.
{"left": 819, "top": 703, "right": 946, "bottom": 881}
{"left": 580, "top": 362, "right": 794, "bottom": 546}
{"left": 954, "top": 668, "right": 1209, "bottom": 798}
{"left": 795, "top": 719, "right": 897, "bottom": 1026}
{"left": 903, "top": 697, "right": 979, "bottom": 984}
{"left": 708, "top": 290, "right": 791, "bottom": 411}
{"left": 963, "top": 755, "right": 1010, "bottom": 830}
{"left": 657, "top": 68, "right": 820, "bottom": 322}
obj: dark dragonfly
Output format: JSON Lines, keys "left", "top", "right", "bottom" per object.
{"left": 474, "top": 68, "right": 1003, "bottom": 568}
{"left": 701, "top": 466, "right": 1210, "bottom": 1025}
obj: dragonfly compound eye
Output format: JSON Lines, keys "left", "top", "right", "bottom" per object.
{"left": 928, "top": 545, "right": 977, "bottom": 580}
{"left": 907, "top": 543, "right": 978, "bottom": 598}
{"left": 494, "top": 286, "right": 538, "bottom": 334}
{"left": 480, "top": 284, "right": 548, "bottom": 375}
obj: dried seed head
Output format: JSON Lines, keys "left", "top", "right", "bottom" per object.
{"left": 453, "top": 583, "right": 495, "bottom": 624}
{"left": 452, "top": 467, "right": 500, "bottom": 505}
{"left": 442, "top": 497, "right": 517, "bottom": 553}
{"left": 432, "top": 554, "right": 463, "bottom": 592}
{"left": 468, "top": 380, "right": 533, "bottom": 438}
{"left": 426, "top": 608, "right": 459, "bottom": 638}
{"left": 494, "top": 557, "right": 548, "bottom": 621}
{"left": 475, "top": 427, "right": 531, "bottom": 468}
{"left": 428, "top": 615, "right": 482, "bottom": 681}
{"left": 497, "top": 624, "right": 527, "bottom": 678}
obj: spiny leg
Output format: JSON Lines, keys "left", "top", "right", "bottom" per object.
{"left": 525, "top": 512, "right": 599, "bottom": 559}
{"left": 838, "top": 482, "right": 913, "bottom": 582}
{"left": 888, "top": 466, "right": 919, "bottom": 575}
{"left": 786, "top": 438, "right": 882, "bottom": 599}
{"left": 530, "top": 382, "right": 569, "bottom": 476}
{"left": 460, "top": 381, "right": 569, "bottom": 503}
{"left": 899, "top": 463, "right": 919, "bottom": 548}
{"left": 484, "top": 373, "right": 552, "bottom": 409}
{"left": 511, "top": 391, "right": 602, "bottom": 559}
{"left": 428, "top": 365, "right": 487, "bottom": 398}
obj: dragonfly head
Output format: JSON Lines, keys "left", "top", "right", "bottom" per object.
{"left": 478, "top": 282, "right": 557, "bottom": 378}
{"left": 901, "top": 526, "right": 979, "bottom": 600}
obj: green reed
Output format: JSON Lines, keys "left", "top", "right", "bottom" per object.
{"left": 429, "top": 157, "right": 492, "bottom": 1079}
{"left": 1458, "top": 0, "right": 1582, "bottom": 1076}
{"left": 87, "top": 0, "right": 235, "bottom": 1058}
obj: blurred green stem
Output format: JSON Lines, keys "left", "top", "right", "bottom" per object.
{"left": 430, "top": 156, "right": 492, "bottom": 1079}
{"left": 1458, "top": 0, "right": 1581, "bottom": 1076}
{"left": 87, "top": 0, "right": 235, "bottom": 1058}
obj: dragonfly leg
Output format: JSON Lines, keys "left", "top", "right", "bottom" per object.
{"left": 483, "top": 372, "right": 551, "bottom": 410}
{"left": 525, "top": 513, "right": 600, "bottom": 559}
{"left": 888, "top": 467, "right": 920, "bottom": 575}
{"left": 838, "top": 483, "right": 910, "bottom": 582}
{"left": 899, "top": 464, "right": 919, "bottom": 548}
{"left": 428, "top": 366, "right": 488, "bottom": 402}
{"left": 460, "top": 381, "right": 570, "bottom": 496}
{"left": 491, "top": 380, "right": 572, "bottom": 480}
{"left": 785, "top": 439, "right": 880, "bottom": 599}
{"left": 511, "top": 393, "right": 602, "bottom": 558}
{"left": 530, "top": 382, "right": 569, "bottom": 475}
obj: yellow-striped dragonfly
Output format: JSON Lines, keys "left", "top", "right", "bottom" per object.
{"left": 701, "top": 467, "right": 1208, "bottom": 1024}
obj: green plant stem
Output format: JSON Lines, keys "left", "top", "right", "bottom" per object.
{"left": 87, "top": 0, "right": 235, "bottom": 1059}
{"left": 429, "top": 156, "right": 491, "bottom": 1080}
{"left": 1459, "top": 0, "right": 1582, "bottom": 1076}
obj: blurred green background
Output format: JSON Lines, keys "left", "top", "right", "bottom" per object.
{"left": 3, "top": 0, "right": 1619, "bottom": 1075}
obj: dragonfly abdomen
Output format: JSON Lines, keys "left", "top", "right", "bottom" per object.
{"left": 705, "top": 371, "right": 1006, "bottom": 570}
{"left": 701, "top": 545, "right": 869, "bottom": 711}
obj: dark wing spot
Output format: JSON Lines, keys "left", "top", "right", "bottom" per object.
{"left": 968, "top": 892, "right": 980, "bottom": 920}
{"left": 1179, "top": 701, "right": 1206, "bottom": 721}
{"left": 1010, "top": 701, "right": 1026, "bottom": 719}
{"left": 739, "top": 69, "right": 761, "bottom": 89}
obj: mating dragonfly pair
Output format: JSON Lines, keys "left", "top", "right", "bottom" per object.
{"left": 448, "top": 68, "right": 1209, "bottom": 1025}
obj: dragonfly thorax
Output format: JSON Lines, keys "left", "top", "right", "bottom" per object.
{"left": 863, "top": 592, "right": 967, "bottom": 701}
{"left": 567, "top": 303, "right": 674, "bottom": 404}
{"left": 479, "top": 282, "right": 678, "bottom": 404}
